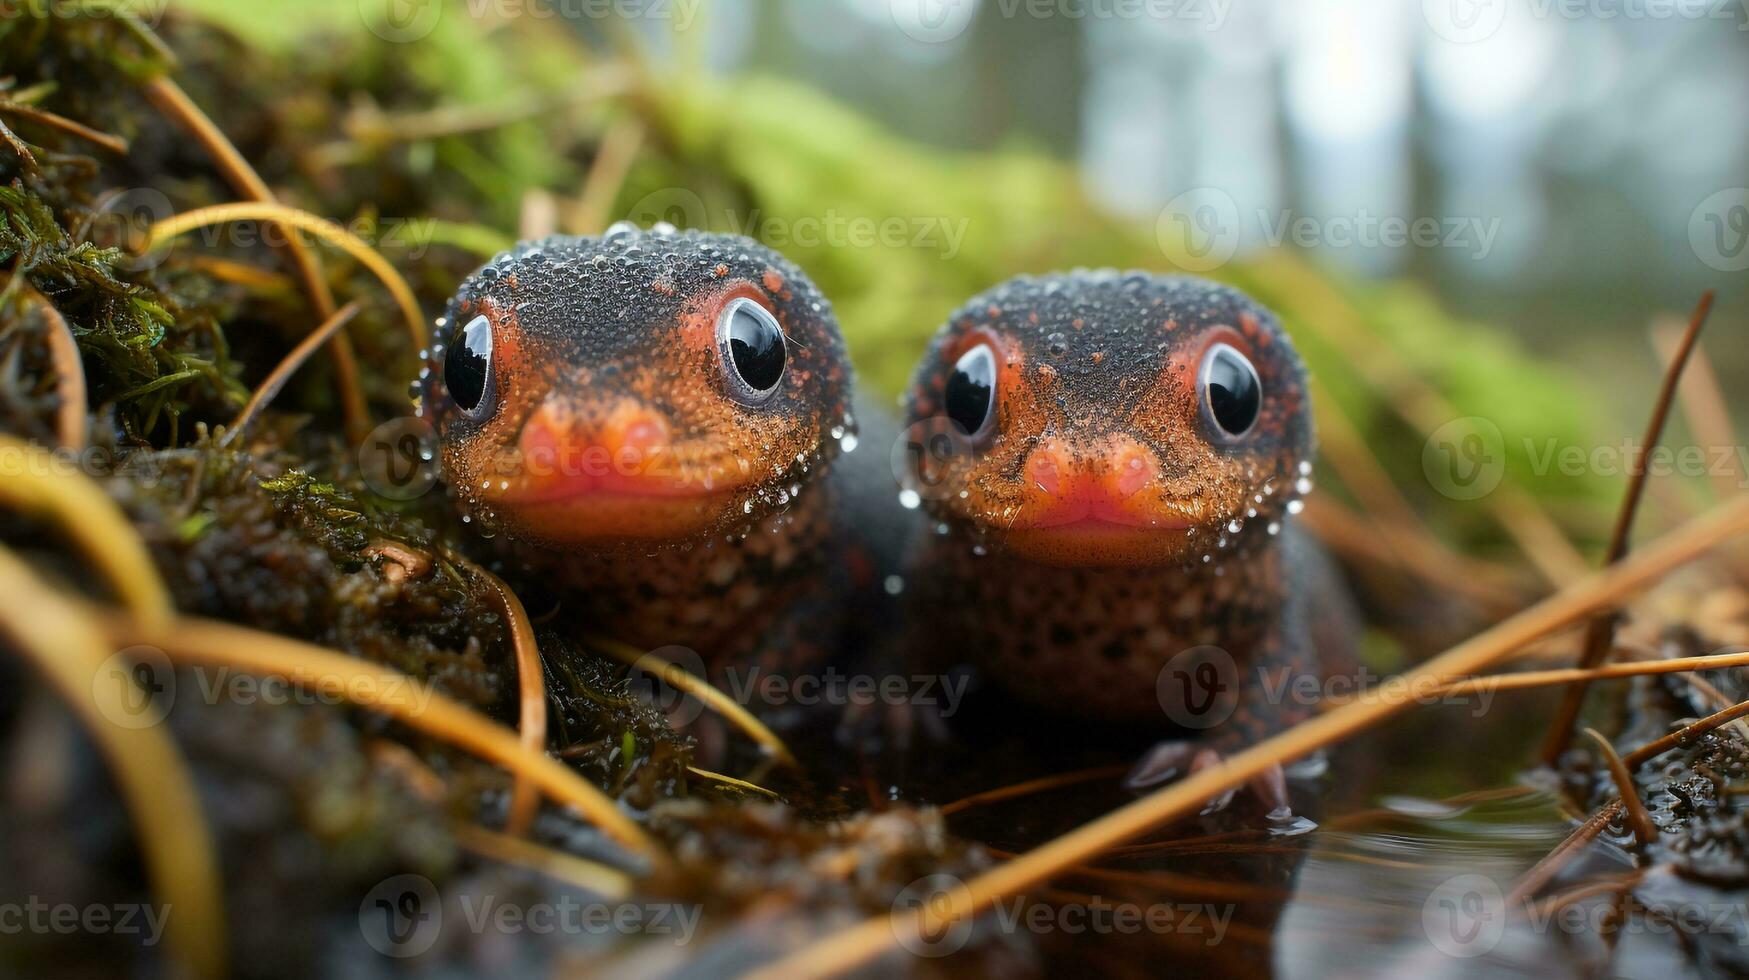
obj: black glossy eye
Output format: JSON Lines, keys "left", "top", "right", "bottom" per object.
{"left": 719, "top": 298, "right": 786, "bottom": 402}
{"left": 1200, "top": 342, "right": 1261, "bottom": 440}
{"left": 944, "top": 344, "right": 996, "bottom": 438}
{"left": 443, "top": 314, "right": 494, "bottom": 419}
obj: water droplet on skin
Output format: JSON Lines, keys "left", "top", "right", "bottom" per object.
{"left": 899, "top": 490, "right": 921, "bottom": 509}
{"left": 1268, "top": 812, "right": 1317, "bottom": 836}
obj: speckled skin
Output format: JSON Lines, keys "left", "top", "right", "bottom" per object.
{"left": 420, "top": 227, "right": 881, "bottom": 665}
{"left": 901, "top": 271, "right": 1352, "bottom": 742}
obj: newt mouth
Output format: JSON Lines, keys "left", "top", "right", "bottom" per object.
{"left": 493, "top": 465, "right": 745, "bottom": 504}
{"left": 995, "top": 518, "right": 1205, "bottom": 567}
{"left": 485, "top": 487, "right": 747, "bottom": 543}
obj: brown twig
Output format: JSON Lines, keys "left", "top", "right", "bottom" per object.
{"left": 0, "top": 434, "right": 172, "bottom": 627}
{"left": 0, "top": 116, "right": 36, "bottom": 170}
{"left": 747, "top": 494, "right": 1749, "bottom": 979}
{"left": 220, "top": 301, "right": 362, "bottom": 446}
{"left": 1542, "top": 292, "right": 1715, "bottom": 763}
{"left": 453, "top": 823, "right": 631, "bottom": 898}
{"left": 17, "top": 287, "right": 88, "bottom": 451}
{"left": 1583, "top": 729, "right": 1656, "bottom": 845}
{"left": 1374, "top": 647, "right": 1749, "bottom": 699}
{"left": 0, "top": 548, "right": 223, "bottom": 980}
{"left": 103, "top": 612, "right": 660, "bottom": 861}
{"left": 144, "top": 203, "right": 426, "bottom": 356}
{"left": 0, "top": 99, "right": 127, "bottom": 154}
{"left": 452, "top": 555, "right": 549, "bottom": 837}
{"left": 1623, "top": 697, "right": 1749, "bottom": 768}
{"left": 1650, "top": 317, "right": 1741, "bottom": 502}
{"left": 141, "top": 75, "right": 370, "bottom": 444}
{"left": 1507, "top": 801, "right": 1623, "bottom": 907}
{"left": 939, "top": 764, "right": 1132, "bottom": 817}
{"left": 588, "top": 634, "right": 800, "bottom": 769}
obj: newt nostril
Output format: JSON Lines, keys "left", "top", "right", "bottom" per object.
{"left": 517, "top": 398, "right": 573, "bottom": 467}
{"left": 1024, "top": 440, "right": 1069, "bottom": 495}
{"left": 613, "top": 413, "right": 672, "bottom": 459}
{"left": 1110, "top": 443, "right": 1158, "bottom": 498}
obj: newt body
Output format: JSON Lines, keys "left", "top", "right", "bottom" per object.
{"left": 421, "top": 225, "right": 890, "bottom": 671}
{"left": 899, "top": 271, "right": 1355, "bottom": 784}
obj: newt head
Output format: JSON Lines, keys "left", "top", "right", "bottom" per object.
{"left": 903, "top": 271, "right": 1313, "bottom": 568}
{"left": 420, "top": 224, "right": 855, "bottom": 549}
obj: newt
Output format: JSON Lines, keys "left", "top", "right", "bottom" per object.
{"left": 898, "top": 270, "right": 1356, "bottom": 809}
{"left": 419, "top": 223, "right": 889, "bottom": 680}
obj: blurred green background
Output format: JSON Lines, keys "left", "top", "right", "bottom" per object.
{"left": 152, "top": 0, "right": 1749, "bottom": 553}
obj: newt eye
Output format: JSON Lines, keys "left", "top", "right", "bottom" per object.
{"left": 444, "top": 314, "right": 495, "bottom": 420}
{"left": 718, "top": 297, "right": 786, "bottom": 403}
{"left": 1199, "top": 342, "right": 1261, "bottom": 440}
{"left": 944, "top": 343, "right": 997, "bottom": 439}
